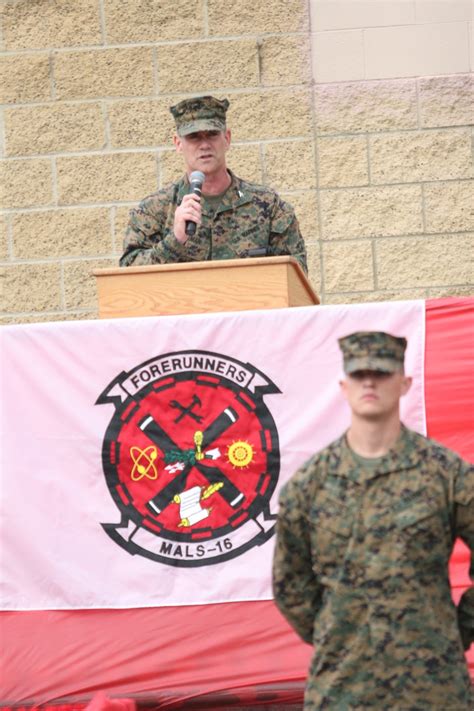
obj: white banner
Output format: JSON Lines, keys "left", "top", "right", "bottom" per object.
{"left": 0, "top": 301, "right": 425, "bottom": 611}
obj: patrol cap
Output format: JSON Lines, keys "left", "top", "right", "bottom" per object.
{"left": 338, "top": 331, "right": 407, "bottom": 374}
{"left": 170, "top": 95, "right": 230, "bottom": 136}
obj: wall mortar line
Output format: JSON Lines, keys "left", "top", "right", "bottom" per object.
{"left": 110, "top": 206, "right": 117, "bottom": 256}
{"left": 308, "top": 0, "right": 326, "bottom": 302}
{"left": 5, "top": 213, "right": 13, "bottom": 260}
{"left": 48, "top": 50, "right": 56, "bottom": 100}
{"left": 102, "top": 101, "right": 111, "bottom": 150}
{"left": 59, "top": 261, "right": 66, "bottom": 310}
{"left": 51, "top": 157, "right": 58, "bottom": 206}
{"left": 202, "top": 0, "right": 210, "bottom": 37}
{"left": 0, "top": 30, "right": 310, "bottom": 58}
{"left": 152, "top": 47, "right": 160, "bottom": 96}
{"left": 0, "top": 105, "right": 5, "bottom": 158}
{"left": 98, "top": 0, "right": 107, "bottom": 46}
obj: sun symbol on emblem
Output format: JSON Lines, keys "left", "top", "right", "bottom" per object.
{"left": 226, "top": 440, "right": 254, "bottom": 468}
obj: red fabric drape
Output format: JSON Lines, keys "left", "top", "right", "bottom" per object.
{"left": 425, "top": 298, "right": 474, "bottom": 683}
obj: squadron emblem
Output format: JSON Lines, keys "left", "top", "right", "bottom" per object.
{"left": 97, "top": 350, "right": 281, "bottom": 566}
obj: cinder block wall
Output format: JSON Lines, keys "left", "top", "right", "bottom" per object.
{"left": 1, "top": 0, "right": 472, "bottom": 323}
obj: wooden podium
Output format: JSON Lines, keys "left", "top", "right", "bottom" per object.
{"left": 93, "top": 256, "right": 319, "bottom": 319}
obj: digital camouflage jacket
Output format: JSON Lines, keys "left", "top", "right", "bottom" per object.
{"left": 120, "top": 171, "right": 307, "bottom": 273}
{"left": 273, "top": 426, "right": 474, "bottom": 710}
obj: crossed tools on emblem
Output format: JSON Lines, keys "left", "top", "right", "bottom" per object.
{"left": 169, "top": 394, "right": 203, "bottom": 424}
{"left": 138, "top": 404, "right": 246, "bottom": 516}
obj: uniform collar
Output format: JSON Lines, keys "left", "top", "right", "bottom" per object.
{"left": 176, "top": 170, "right": 252, "bottom": 216}
{"left": 328, "top": 425, "right": 425, "bottom": 484}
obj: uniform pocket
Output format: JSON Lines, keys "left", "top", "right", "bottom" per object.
{"left": 393, "top": 499, "right": 449, "bottom": 570}
{"left": 394, "top": 499, "right": 435, "bottom": 530}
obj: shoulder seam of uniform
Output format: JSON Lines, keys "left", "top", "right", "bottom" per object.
{"left": 138, "top": 178, "right": 183, "bottom": 206}
{"left": 236, "top": 175, "right": 278, "bottom": 198}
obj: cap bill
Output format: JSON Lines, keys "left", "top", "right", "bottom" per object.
{"left": 345, "top": 357, "right": 400, "bottom": 374}
{"left": 178, "top": 118, "right": 226, "bottom": 136}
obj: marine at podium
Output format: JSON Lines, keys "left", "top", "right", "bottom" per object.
{"left": 120, "top": 96, "right": 307, "bottom": 273}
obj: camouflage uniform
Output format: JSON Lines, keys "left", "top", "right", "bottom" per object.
{"left": 273, "top": 332, "right": 474, "bottom": 710}
{"left": 120, "top": 95, "right": 307, "bottom": 272}
{"left": 120, "top": 171, "right": 307, "bottom": 272}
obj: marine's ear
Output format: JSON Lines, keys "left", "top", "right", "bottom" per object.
{"left": 400, "top": 375, "right": 412, "bottom": 397}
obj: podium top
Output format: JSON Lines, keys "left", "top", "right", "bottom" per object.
{"left": 95, "top": 254, "right": 306, "bottom": 277}
{"left": 94, "top": 256, "right": 319, "bottom": 318}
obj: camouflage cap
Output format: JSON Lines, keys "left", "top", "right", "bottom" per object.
{"left": 338, "top": 331, "right": 407, "bottom": 374}
{"left": 170, "top": 96, "right": 230, "bottom": 136}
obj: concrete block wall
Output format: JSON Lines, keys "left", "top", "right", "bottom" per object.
{"left": 0, "top": 0, "right": 472, "bottom": 323}
{"left": 311, "top": 0, "right": 473, "bottom": 303}
{"left": 311, "top": 0, "right": 473, "bottom": 82}
{"left": 314, "top": 74, "right": 474, "bottom": 303}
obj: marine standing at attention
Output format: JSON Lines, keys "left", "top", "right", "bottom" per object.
{"left": 273, "top": 331, "right": 473, "bottom": 710}
{"left": 120, "top": 95, "right": 307, "bottom": 272}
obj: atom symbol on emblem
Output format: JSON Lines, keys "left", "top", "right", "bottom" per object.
{"left": 130, "top": 445, "right": 158, "bottom": 481}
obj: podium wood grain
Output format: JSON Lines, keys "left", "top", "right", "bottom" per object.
{"left": 94, "top": 256, "right": 319, "bottom": 318}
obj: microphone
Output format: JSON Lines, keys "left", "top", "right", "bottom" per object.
{"left": 185, "top": 171, "right": 205, "bottom": 237}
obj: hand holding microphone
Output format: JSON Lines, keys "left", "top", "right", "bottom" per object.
{"left": 173, "top": 171, "right": 205, "bottom": 244}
